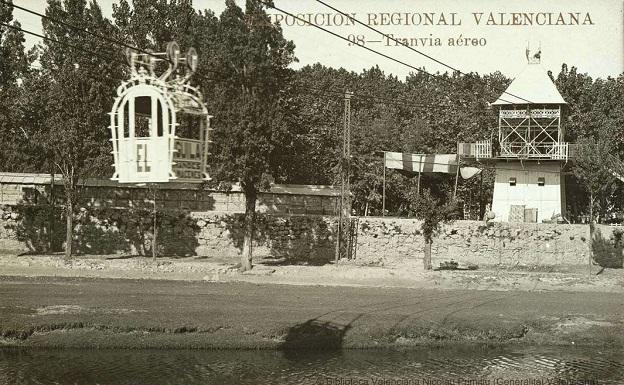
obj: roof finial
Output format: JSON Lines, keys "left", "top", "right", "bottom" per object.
{"left": 526, "top": 42, "right": 541, "bottom": 64}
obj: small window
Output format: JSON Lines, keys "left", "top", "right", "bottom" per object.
{"left": 509, "top": 177, "right": 516, "bottom": 186}
{"left": 537, "top": 177, "right": 545, "bottom": 186}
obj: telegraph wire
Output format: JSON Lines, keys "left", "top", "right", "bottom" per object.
{"left": 0, "top": 22, "right": 126, "bottom": 66}
{"left": 15, "top": 0, "right": 524, "bottom": 107}
{"left": 254, "top": 0, "right": 517, "bottom": 105}
{"left": 5, "top": 22, "right": 499, "bottom": 126}
{"left": 6, "top": 15, "right": 491, "bottom": 114}
{"left": 9, "top": 2, "right": 501, "bottom": 114}
{"left": 3, "top": 14, "right": 569, "bottom": 175}
{"left": 5, "top": 20, "right": 486, "bottom": 113}
{"left": 313, "top": 0, "right": 533, "bottom": 104}
{"left": 1, "top": 0, "right": 170, "bottom": 64}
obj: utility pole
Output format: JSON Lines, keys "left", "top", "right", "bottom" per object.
{"left": 335, "top": 91, "right": 353, "bottom": 262}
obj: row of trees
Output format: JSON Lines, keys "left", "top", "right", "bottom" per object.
{"left": 1, "top": 0, "right": 623, "bottom": 268}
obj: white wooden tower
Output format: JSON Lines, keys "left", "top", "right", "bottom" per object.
{"left": 460, "top": 49, "right": 571, "bottom": 222}
{"left": 109, "top": 42, "right": 212, "bottom": 184}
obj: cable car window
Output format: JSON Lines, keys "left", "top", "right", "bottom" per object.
{"left": 123, "top": 101, "right": 130, "bottom": 138}
{"left": 134, "top": 96, "right": 151, "bottom": 138}
{"left": 157, "top": 102, "right": 164, "bottom": 137}
{"left": 177, "top": 114, "right": 200, "bottom": 140}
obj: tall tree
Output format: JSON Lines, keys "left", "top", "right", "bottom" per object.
{"left": 209, "top": 0, "right": 296, "bottom": 271}
{"left": 31, "top": 0, "right": 124, "bottom": 258}
{"left": 573, "top": 131, "right": 620, "bottom": 223}
{"left": 0, "top": 2, "right": 37, "bottom": 171}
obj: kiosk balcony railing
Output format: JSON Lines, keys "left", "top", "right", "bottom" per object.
{"left": 458, "top": 140, "right": 492, "bottom": 159}
{"left": 458, "top": 141, "right": 572, "bottom": 161}
{"left": 499, "top": 142, "right": 569, "bottom": 160}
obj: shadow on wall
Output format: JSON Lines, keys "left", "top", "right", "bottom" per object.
{"left": 9, "top": 204, "right": 65, "bottom": 253}
{"left": 73, "top": 207, "right": 202, "bottom": 257}
{"left": 591, "top": 224, "right": 624, "bottom": 268}
{"left": 8, "top": 186, "right": 341, "bottom": 262}
{"left": 220, "top": 213, "right": 336, "bottom": 265}
{"left": 9, "top": 194, "right": 209, "bottom": 257}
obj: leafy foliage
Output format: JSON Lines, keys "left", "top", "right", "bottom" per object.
{"left": 20, "top": 0, "right": 127, "bottom": 258}
{"left": 0, "top": 2, "right": 39, "bottom": 171}
{"left": 409, "top": 188, "right": 460, "bottom": 243}
{"left": 0, "top": 0, "right": 622, "bottom": 264}
{"left": 573, "top": 132, "right": 621, "bottom": 222}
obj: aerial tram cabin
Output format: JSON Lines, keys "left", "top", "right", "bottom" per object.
{"left": 109, "top": 42, "right": 212, "bottom": 184}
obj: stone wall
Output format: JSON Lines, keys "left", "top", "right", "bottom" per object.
{"left": 192, "top": 213, "right": 335, "bottom": 263}
{"left": 0, "top": 173, "right": 339, "bottom": 257}
{"left": 1, "top": 202, "right": 603, "bottom": 268}
{"left": 355, "top": 217, "right": 591, "bottom": 268}
{"left": 0, "top": 173, "right": 339, "bottom": 215}
{"left": 1, "top": 173, "right": 617, "bottom": 269}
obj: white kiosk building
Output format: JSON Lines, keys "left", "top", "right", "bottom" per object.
{"left": 109, "top": 42, "right": 212, "bottom": 184}
{"left": 460, "top": 50, "right": 571, "bottom": 222}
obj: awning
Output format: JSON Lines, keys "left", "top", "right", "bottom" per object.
{"left": 384, "top": 152, "right": 481, "bottom": 179}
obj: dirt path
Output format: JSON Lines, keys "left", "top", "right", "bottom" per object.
{"left": 1, "top": 253, "right": 623, "bottom": 293}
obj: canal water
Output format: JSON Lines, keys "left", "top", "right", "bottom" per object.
{"left": 1, "top": 345, "right": 622, "bottom": 385}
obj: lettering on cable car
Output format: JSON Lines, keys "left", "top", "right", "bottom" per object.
{"left": 136, "top": 143, "right": 151, "bottom": 173}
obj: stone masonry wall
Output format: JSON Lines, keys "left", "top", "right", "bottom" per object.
{"left": 192, "top": 213, "right": 336, "bottom": 263}
{"left": 355, "top": 217, "right": 591, "bottom": 268}
{"left": 0, "top": 205, "right": 604, "bottom": 268}
{"left": 0, "top": 182, "right": 338, "bottom": 215}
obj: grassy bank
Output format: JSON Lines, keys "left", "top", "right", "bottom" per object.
{"left": 1, "top": 276, "right": 622, "bottom": 350}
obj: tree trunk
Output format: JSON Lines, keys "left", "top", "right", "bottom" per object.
{"left": 589, "top": 191, "right": 594, "bottom": 223}
{"left": 64, "top": 195, "right": 73, "bottom": 260}
{"left": 152, "top": 186, "right": 158, "bottom": 261}
{"left": 423, "top": 239, "right": 432, "bottom": 270}
{"left": 49, "top": 170, "right": 55, "bottom": 252}
{"left": 241, "top": 189, "right": 257, "bottom": 272}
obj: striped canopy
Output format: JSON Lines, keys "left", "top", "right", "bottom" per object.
{"left": 384, "top": 152, "right": 481, "bottom": 179}
{"left": 384, "top": 152, "right": 458, "bottom": 174}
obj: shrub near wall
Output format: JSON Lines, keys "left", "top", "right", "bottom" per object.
{"left": 591, "top": 224, "right": 624, "bottom": 268}
{"left": 71, "top": 207, "right": 200, "bottom": 256}
{"left": 0, "top": 204, "right": 66, "bottom": 253}
{"left": 0, "top": 204, "right": 200, "bottom": 257}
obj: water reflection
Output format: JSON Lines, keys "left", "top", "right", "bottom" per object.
{"left": 0, "top": 346, "right": 622, "bottom": 385}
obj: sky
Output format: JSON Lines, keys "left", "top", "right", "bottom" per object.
{"left": 12, "top": 0, "right": 624, "bottom": 79}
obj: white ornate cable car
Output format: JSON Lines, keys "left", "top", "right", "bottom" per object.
{"left": 109, "top": 42, "right": 212, "bottom": 183}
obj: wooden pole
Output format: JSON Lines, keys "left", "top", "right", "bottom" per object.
{"left": 417, "top": 154, "right": 422, "bottom": 197}
{"left": 453, "top": 153, "right": 460, "bottom": 200}
{"left": 479, "top": 171, "right": 484, "bottom": 219}
{"left": 335, "top": 91, "right": 352, "bottom": 261}
{"left": 382, "top": 151, "right": 386, "bottom": 217}
{"left": 49, "top": 167, "right": 55, "bottom": 252}
{"left": 152, "top": 185, "right": 157, "bottom": 261}
{"left": 588, "top": 223, "right": 593, "bottom": 278}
